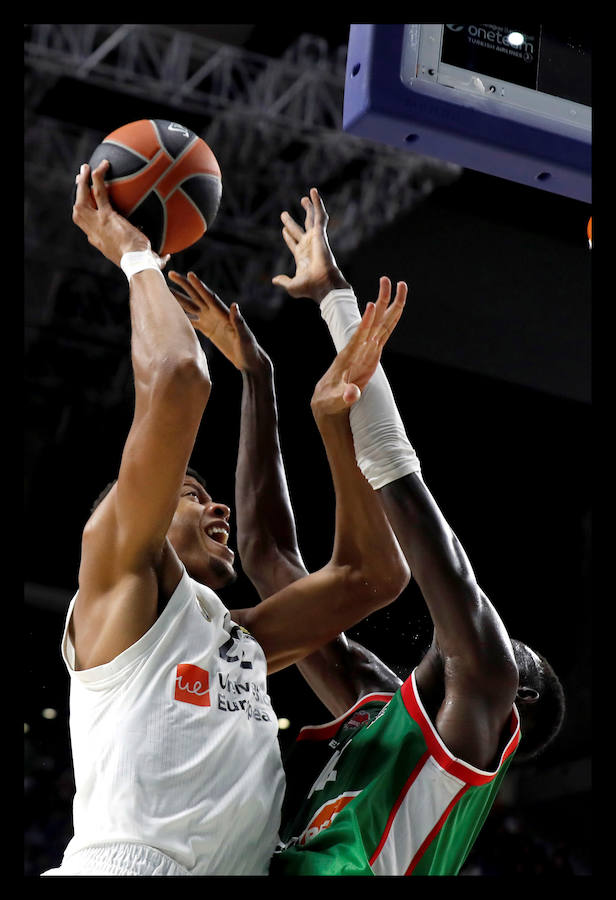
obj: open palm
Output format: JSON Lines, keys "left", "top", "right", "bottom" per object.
{"left": 168, "top": 271, "right": 267, "bottom": 373}
{"left": 272, "top": 188, "right": 347, "bottom": 302}
{"left": 312, "top": 278, "right": 408, "bottom": 416}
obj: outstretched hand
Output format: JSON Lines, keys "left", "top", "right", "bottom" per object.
{"left": 168, "top": 271, "right": 270, "bottom": 374}
{"left": 272, "top": 187, "right": 350, "bottom": 304}
{"left": 72, "top": 161, "right": 170, "bottom": 270}
{"left": 311, "top": 277, "right": 407, "bottom": 418}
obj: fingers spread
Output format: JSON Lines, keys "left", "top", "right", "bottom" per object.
{"left": 310, "top": 188, "right": 328, "bottom": 227}
{"left": 376, "top": 282, "right": 408, "bottom": 344}
{"left": 376, "top": 276, "right": 392, "bottom": 307}
{"left": 394, "top": 280, "right": 408, "bottom": 299}
{"left": 230, "top": 303, "right": 250, "bottom": 336}
{"left": 280, "top": 211, "right": 304, "bottom": 242}
{"left": 168, "top": 272, "right": 214, "bottom": 316}
{"left": 371, "top": 277, "right": 392, "bottom": 333}
{"left": 282, "top": 227, "right": 298, "bottom": 253}
{"left": 187, "top": 272, "right": 230, "bottom": 314}
{"left": 301, "top": 196, "right": 314, "bottom": 231}
{"left": 327, "top": 280, "right": 408, "bottom": 398}
{"left": 348, "top": 302, "right": 376, "bottom": 347}
{"left": 169, "top": 287, "right": 200, "bottom": 320}
{"left": 168, "top": 270, "right": 200, "bottom": 302}
{"left": 361, "top": 300, "right": 377, "bottom": 326}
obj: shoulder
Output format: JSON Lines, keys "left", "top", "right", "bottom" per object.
{"left": 72, "top": 491, "right": 184, "bottom": 669}
{"left": 413, "top": 639, "right": 518, "bottom": 771}
{"left": 398, "top": 669, "right": 520, "bottom": 784}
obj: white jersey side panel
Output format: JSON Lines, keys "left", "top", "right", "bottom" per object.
{"left": 57, "top": 567, "right": 284, "bottom": 876}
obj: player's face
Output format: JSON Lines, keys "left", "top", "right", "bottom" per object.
{"left": 167, "top": 476, "right": 236, "bottom": 590}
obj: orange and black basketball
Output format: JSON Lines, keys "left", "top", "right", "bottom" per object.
{"left": 87, "top": 119, "right": 222, "bottom": 256}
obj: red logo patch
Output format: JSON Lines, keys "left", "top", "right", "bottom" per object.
{"left": 174, "top": 664, "right": 210, "bottom": 707}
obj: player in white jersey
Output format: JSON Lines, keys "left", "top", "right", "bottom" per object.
{"left": 42, "top": 161, "right": 411, "bottom": 876}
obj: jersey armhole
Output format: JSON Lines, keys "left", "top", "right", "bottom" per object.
{"left": 401, "top": 669, "right": 520, "bottom": 785}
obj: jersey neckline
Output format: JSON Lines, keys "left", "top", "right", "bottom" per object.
{"left": 296, "top": 691, "right": 395, "bottom": 743}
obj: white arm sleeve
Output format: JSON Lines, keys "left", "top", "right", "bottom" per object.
{"left": 320, "top": 289, "right": 421, "bottom": 490}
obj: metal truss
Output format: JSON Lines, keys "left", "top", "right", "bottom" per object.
{"left": 24, "top": 24, "right": 460, "bottom": 265}
{"left": 25, "top": 24, "right": 460, "bottom": 445}
{"left": 25, "top": 25, "right": 348, "bottom": 128}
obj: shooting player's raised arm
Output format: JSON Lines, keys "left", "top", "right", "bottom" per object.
{"left": 70, "top": 162, "right": 211, "bottom": 670}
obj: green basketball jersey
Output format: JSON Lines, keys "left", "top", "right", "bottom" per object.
{"left": 271, "top": 669, "right": 520, "bottom": 876}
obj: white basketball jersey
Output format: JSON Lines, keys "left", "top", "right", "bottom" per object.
{"left": 56, "top": 566, "right": 285, "bottom": 876}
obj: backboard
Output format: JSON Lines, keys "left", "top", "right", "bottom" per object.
{"left": 343, "top": 24, "right": 591, "bottom": 202}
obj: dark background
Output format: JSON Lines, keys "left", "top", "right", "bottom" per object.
{"left": 25, "top": 24, "right": 591, "bottom": 877}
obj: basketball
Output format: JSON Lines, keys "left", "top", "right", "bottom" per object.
{"left": 87, "top": 119, "right": 222, "bottom": 256}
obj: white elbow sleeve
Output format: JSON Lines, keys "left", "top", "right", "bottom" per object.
{"left": 320, "top": 289, "right": 421, "bottom": 490}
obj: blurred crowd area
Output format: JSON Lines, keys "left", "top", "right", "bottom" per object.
{"left": 24, "top": 725, "right": 591, "bottom": 877}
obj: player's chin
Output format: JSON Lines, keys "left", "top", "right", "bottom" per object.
{"left": 207, "top": 555, "right": 238, "bottom": 589}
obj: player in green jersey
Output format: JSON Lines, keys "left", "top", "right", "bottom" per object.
{"left": 170, "top": 190, "right": 565, "bottom": 876}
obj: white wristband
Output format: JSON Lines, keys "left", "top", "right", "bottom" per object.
{"left": 320, "top": 288, "right": 421, "bottom": 490}
{"left": 120, "top": 250, "right": 164, "bottom": 283}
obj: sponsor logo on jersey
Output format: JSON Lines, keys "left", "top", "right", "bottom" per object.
{"left": 298, "top": 791, "right": 361, "bottom": 846}
{"left": 216, "top": 672, "right": 272, "bottom": 721}
{"left": 174, "top": 663, "right": 210, "bottom": 707}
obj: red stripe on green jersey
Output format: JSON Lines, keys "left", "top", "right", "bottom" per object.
{"left": 271, "top": 669, "right": 520, "bottom": 876}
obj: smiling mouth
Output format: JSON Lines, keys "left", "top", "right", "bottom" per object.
{"left": 205, "top": 525, "right": 229, "bottom": 546}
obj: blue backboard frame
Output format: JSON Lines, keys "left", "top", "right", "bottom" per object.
{"left": 343, "top": 24, "right": 591, "bottom": 203}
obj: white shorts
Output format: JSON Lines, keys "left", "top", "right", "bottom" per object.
{"left": 41, "top": 842, "right": 191, "bottom": 876}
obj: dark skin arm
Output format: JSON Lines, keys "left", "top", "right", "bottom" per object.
{"left": 379, "top": 476, "right": 519, "bottom": 769}
{"left": 265, "top": 189, "right": 405, "bottom": 712}
{"left": 171, "top": 191, "right": 405, "bottom": 710}
{"left": 232, "top": 290, "right": 403, "bottom": 710}
{"left": 168, "top": 271, "right": 307, "bottom": 598}
{"left": 274, "top": 189, "right": 520, "bottom": 766}
{"left": 168, "top": 270, "right": 410, "bottom": 678}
